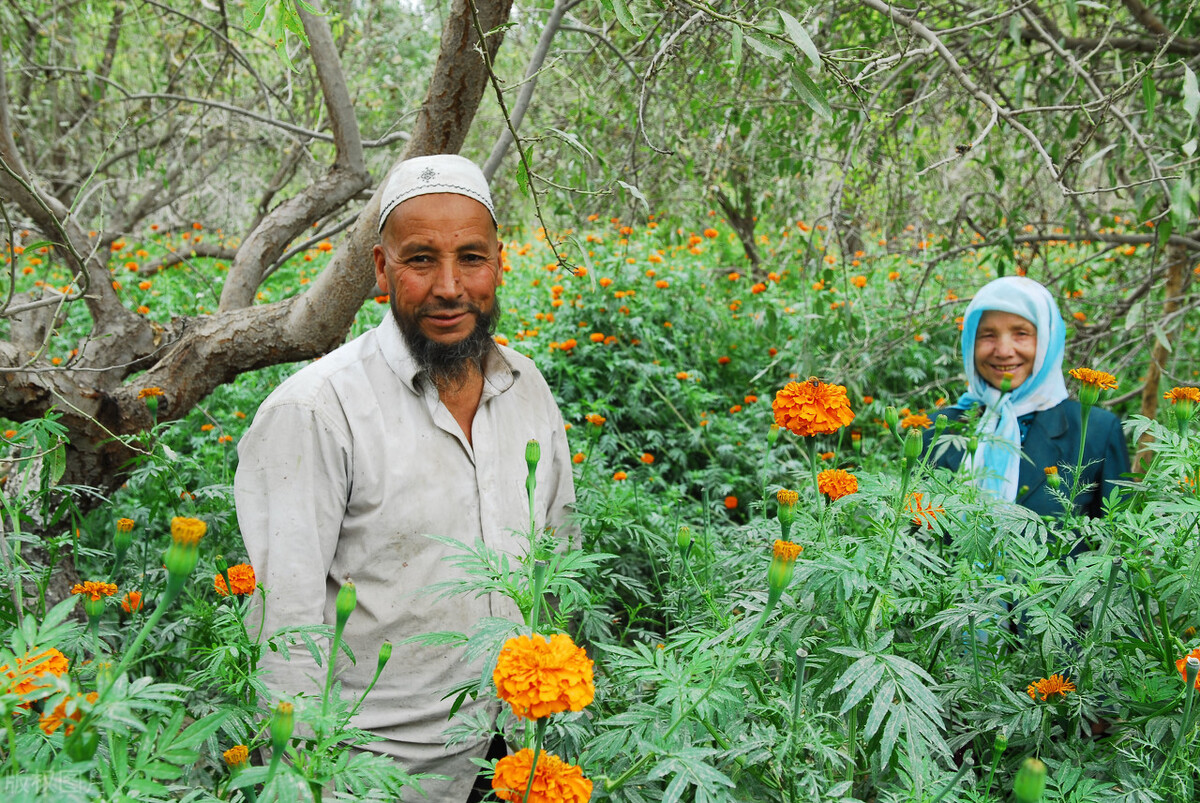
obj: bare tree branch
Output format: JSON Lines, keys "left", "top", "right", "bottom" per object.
{"left": 483, "top": 0, "right": 576, "bottom": 181}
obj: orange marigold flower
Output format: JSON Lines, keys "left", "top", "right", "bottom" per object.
{"left": 39, "top": 691, "right": 98, "bottom": 736}
{"left": 1044, "top": 466, "right": 1058, "bottom": 476}
{"left": 1068, "top": 367, "right": 1118, "bottom": 390}
{"left": 777, "top": 488, "right": 799, "bottom": 507}
{"left": 851, "top": 275, "right": 867, "bottom": 288}
{"left": 703, "top": 228, "right": 719, "bottom": 238}
{"left": 772, "top": 539, "right": 803, "bottom": 562}
{"left": 121, "top": 590, "right": 143, "bottom": 613}
{"left": 612, "top": 471, "right": 627, "bottom": 481}
{"left": 817, "top": 469, "right": 858, "bottom": 500}
{"left": 819, "top": 451, "right": 834, "bottom": 460}
{"left": 724, "top": 495, "right": 738, "bottom": 509}
{"left": 751, "top": 282, "right": 767, "bottom": 294}
{"left": 1165, "top": 387, "right": 1200, "bottom": 404}
{"left": 1072, "top": 311, "right": 1087, "bottom": 322}
{"left": 585, "top": 413, "right": 606, "bottom": 427}
{"left": 3, "top": 429, "right": 16, "bottom": 439}
{"left": 640, "top": 452, "right": 655, "bottom": 464}
{"left": 1026, "top": 674, "right": 1076, "bottom": 702}
{"left": 70, "top": 581, "right": 118, "bottom": 601}
{"left": 572, "top": 452, "right": 585, "bottom": 464}
{"left": 655, "top": 279, "right": 670, "bottom": 289}
{"left": 492, "top": 749, "right": 592, "bottom": 803}
{"left": 214, "top": 563, "right": 257, "bottom": 596}
{"left": 170, "top": 516, "right": 207, "bottom": 546}
{"left": 905, "top": 492, "right": 944, "bottom": 528}
{"left": 900, "top": 413, "right": 933, "bottom": 430}
{"left": 772, "top": 379, "right": 855, "bottom": 437}
{"left": 11, "top": 647, "right": 70, "bottom": 686}
{"left": 589, "top": 332, "right": 605, "bottom": 343}
{"left": 717, "top": 355, "right": 731, "bottom": 365}
{"left": 116, "top": 517, "right": 135, "bottom": 533}
{"left": 200, "top": 423, "right": 214, "bottom": 432}
{"left": 598, "top": 277, "right": 613, "bottom": 288}
{"left": 493, "top": 632, "right": 594, "bottom": 720}
{"left": 676, "top": 371, "right": 689, "bottom": 380}
{"left": 137, "top": 387, "right": 164, "bottom": 400}
{"left": 316, "top": 240, "right": 333, "bottom": 252}
{"left": 1177, "top": 647, "right": 1200, "bottom": 690}
{"left": 223, "top": 744, "right": 250, "bottom": 768}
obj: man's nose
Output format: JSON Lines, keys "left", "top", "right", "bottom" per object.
{"left": 430, "top": 259, "right": 462, "bottom": 297}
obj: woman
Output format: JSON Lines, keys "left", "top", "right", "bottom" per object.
{"left": 926, "top": 276, "right": 1130, "bottom": 519}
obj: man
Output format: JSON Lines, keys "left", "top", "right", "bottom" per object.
{"left": 235, "top": 154, "right": 576, "bottom": 800}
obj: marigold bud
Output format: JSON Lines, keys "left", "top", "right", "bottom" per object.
{"left": 884, "top": 406, "right": 899, "bottom": 432}
{"left": 223, "top": 744, "right": 250, "bottom": 770}
{"left": 903, "top": 427, "right": 922, "bottom": 461}
{"left": 525, "top": 439, "right": 541, "bottom": 470}
{"left": 993, "top": 731, "right": 1008, "bottom": 753}
{"left": 767, "top": 423, "right": 781, "bottom": 446}
{"left": 1044, "top": 466, "right": 1060, "bottom": 489}
{"left": 1013, "top": 757, "right": 1047, "bottom": 803}
{"left": 336, "top": 581, "right": 357, "bottom": 628}
{"left": 83, "top": 596, "right": 105, "bottom": 619}
{"left": 377, "top": 640, "right": 393, "bottom": 671}
{"left": 999, "top": 372, "right": 1013, "bottom": 393}
{"left": 934, "top": 414, "right": 948, "bottom": 438}
{"left": 1078, "top": 383, "right": 1100, "bottom": 408}
{"left": 676, "top": 525, "right": 691, "bottom": 551}
{"left": 270, "top": 701, "right": 294, "bottom": 754}
{"left": 967, "top": 435, "right": 978, "bottom": 452}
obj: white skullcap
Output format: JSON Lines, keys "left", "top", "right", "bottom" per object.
{"left": 377, "top": 154, "right": 495, "bottom": 232}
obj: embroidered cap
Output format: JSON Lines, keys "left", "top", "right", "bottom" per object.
{"left": 378, "top": 154, "right": 496, "bottom": 232}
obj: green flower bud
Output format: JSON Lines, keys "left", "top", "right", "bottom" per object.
{"left": 270, "top": 701, "right": 294, "bottom": 754}
{"left": 999, "top": 372, "right": 1013, "bottom": 393}
{"left": 83, "top": 596, "right": 105, "bottom": 619}
{"left": 377, "top": 640, "right": 393, "bottom": 672}
{"left": 884, "top": 406, "right": 899, "bottom": 432}
{"left": 993, "top": 731, "right": 1008, "bottom": 753}
{"left": 1079, "top": 383, "right": 1100, "bottom": 408}
{"left": 336, "top": 581, "right": 357, "bottom": 628}
{"left": 675, "top": 525, "right": 691, "bottom": 552}
{"left": 903, "top": 428, "right": 922, "bottom": 461}
{"left": 215, "top": 554, "right": 229, "bottom": 574}
{"left": 767, "top": 424, "right": 781, "bottom": 446}
{"left": 525, "top": 439, "right": 541, "bottom": 471}
{"left": 1044, "top": 466, "right": 1060, "bottom": 489}
{"left": 1013, "top": 757, "right": 1047, "bottom": 803}
{"left": 934, "top": 414, "right": 948, "bottom": 438}
{"left": 967, "top": 435, "right": 978, "bottom": 452}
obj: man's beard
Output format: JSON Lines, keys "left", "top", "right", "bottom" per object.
{"left": 393, "top": 298, "right": 499, "bottom": 391}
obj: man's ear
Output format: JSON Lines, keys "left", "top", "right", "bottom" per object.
{"left": 372, "top": 244, "right": 389, "bottom": 296}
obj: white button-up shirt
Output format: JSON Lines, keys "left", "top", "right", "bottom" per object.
{"left": 235, "top": 312, "right": 575, "bottom": 799}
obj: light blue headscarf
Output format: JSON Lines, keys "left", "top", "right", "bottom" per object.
{"left": 953, "top": 277, "right": 1068, "bottom": 500}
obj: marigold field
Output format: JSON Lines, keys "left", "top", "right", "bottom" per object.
{"left": 2, "top": 215, "right": 1199, "bottom": 802}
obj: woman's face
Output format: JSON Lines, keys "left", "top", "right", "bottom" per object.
{"left": 974, "top": 310, "right": 1038, "bottom": 390}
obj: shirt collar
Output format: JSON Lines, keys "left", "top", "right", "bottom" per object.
{"left": 377, "top": 311, "right": 517, "bottom": 397}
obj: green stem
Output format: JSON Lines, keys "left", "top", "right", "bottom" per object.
{"left": 521, "top": 718, "right": 548, "bottom": 803}
{"left": 846, "top": 705, "right": 858, "bottom": 785}
{"left": 858, "top": 469, "right": 912, "bottom": 640}
{"left": 529, "top": 560, "right": 547, "bottom": 632}
{"left": 930, "top": 758, "right": 973, "bottom": 803}
{"left": 806, "top": 437, "right": 820, "bottom": 505}
{"left": 968, "top": 614, "right": 982, "bottom": 692}
{"left": 1156, "top": 681, "right": 1197, "bottom": 785}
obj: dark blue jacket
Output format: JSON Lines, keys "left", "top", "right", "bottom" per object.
{"left": 923, "top": 400, "right": 1130, "bottom": 519}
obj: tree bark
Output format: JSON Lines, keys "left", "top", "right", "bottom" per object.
{"left": 1135, "top": 243, "right": 1189, "bottom": 471}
